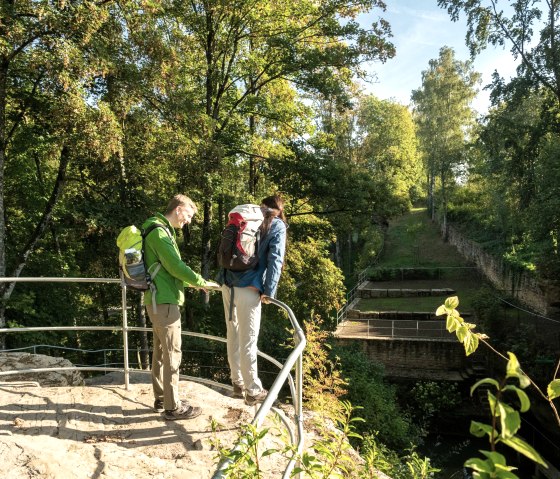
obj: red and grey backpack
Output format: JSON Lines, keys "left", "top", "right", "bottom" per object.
{"left": 217, "top": 204, "right": 264, "bottom": 271}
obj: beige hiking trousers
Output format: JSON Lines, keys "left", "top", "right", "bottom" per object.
{"left": 146, "top": 304, "right": 182, "bottom": 411}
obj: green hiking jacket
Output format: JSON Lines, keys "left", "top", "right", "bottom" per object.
{"left": 142, "top": 213, "right": 206, "bottom": 306}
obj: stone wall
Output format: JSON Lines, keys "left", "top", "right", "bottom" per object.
{"left": 358, "top": 287, "right": 455, "bottom": 299}
{"left": 335, "top": 336, "right": 481, "bottom": 381}
{"left": 445, "top": 224, "right": 560, "bottom": 317}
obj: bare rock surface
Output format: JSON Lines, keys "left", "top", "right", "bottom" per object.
{"left": 0, "top": 374, "right": 301, "bottom": 478}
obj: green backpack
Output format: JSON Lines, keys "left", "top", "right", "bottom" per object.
{"left": 116, "top": 224, "right": 165, "bottom": 292}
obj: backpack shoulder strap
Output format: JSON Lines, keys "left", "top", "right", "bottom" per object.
{"left": 142, "top": 222, "right": 171, "bottom": 239}
{"left": 140, "top": 223, "right": 173, "bottom": 283}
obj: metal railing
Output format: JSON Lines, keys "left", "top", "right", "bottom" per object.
{"left": 0, "top": 277, "right": 306, "bottom": 479}
{"left": 336, "top": 318, "right": 453, "bottom": 340}
{"left": 336, "top": 267, "right": 368, "bottom": 326}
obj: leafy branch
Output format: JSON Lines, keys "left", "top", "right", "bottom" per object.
{"left": 437, "top": 296, "right": 560, "bottom": 478}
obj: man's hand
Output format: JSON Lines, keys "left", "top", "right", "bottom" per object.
{"left": 261, "top": 295, "right": 272, "bottom": 304}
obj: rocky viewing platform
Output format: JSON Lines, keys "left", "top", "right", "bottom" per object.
{"left": 0, "top": 353, "right": 307, "bottom": 479}
{"left": 0, "top": 353, "right": 389, "bottom": 479}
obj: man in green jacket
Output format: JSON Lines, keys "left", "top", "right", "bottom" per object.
{"left": 142, "top": 194, "right": 217, "bottom": 420}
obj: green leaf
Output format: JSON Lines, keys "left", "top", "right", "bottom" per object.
{"left": 445, "top": 296, "right": 459, "bottom": 309}
{"left": 447, "top": 314, "right": 458, "bottom": 332}
{"left": 436, "top": 304, "right": 447, "bottom": 316}
{"left": 497, "top": 402, "right": 520, "bottom": 439}
{"left": 470, "top": 378, "right": 499, "bottom": 395}
{"left": 500, "top": 435, "right": 547, "bottom": 466}
{"left": 547, "top": 379, "right": 560, "bottom": 400}
{"left": 464, "top": 331, "right": 479, "bottom": 356}
{"left": 456, "top": 323, "right": 468, "bottom": 342}
{"left": 503, "top": 385, "right": 531, "bottom": 412}
{"left": 506, "top": 352, "right": 530, "bottom": 388}
{"left": 465, "top": 457, "right": 491, "bottom": 473}
{"left": 487, "top": 391, "right": 497, "bottom": 415}
{"left": 470, "top": 421, "right": 493, "bottom": 438}
{"left": 494, "top": 470, "right": 519, "bottom": 479}
{"left": 261, "top": 449, "right": 279, "bottom": 457}
{"left": 480, "top": 450, "right": 507, "bottom": 465}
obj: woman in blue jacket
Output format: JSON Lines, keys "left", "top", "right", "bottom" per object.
{"left": 220, "top": 195, "right": 287, "bottom": 405}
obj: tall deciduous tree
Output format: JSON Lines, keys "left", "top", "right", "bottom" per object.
{"left": 123, "top": 0, "right": 395, "bottom": 285}
{"left": 356, "top": 95, "right": 422, "bottom": 215}
{"left": 0, "top": 1, "right": 120, "bottom": 347}
{"left": 438, "top": 0, "right": 560, "bottom": 107}
{"left": 412, "top": 46, "right": 479, "bottom": 234}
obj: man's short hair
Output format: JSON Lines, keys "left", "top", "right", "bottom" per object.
{"left": 165, "top": 194, "right": 198, "bottom": 215}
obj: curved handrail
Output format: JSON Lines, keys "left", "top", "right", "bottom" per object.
{"left": 211, "top": 296, "right": 306, "bottom": 479}
{"left": 0, "top": 277, "right": 305, "bottom": 479}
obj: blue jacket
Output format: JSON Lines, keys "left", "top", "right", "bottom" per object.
{"left": 217, "top": 217, "right": 287, "bottom": 298}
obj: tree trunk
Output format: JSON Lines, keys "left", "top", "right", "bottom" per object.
{"left": 0, "top": 145, "right": 70, "bottom": 349}
{"left": 0, "top": 64, "right": 7, "bottom": 348}
{"left": 429, "top": 171, "right": 436, "bottom": 221}
{"left": 137, "top": 294, "right": 150, "bottom": 370}
{"left": 200, "top": 197, "right": 212, "bottom": 304}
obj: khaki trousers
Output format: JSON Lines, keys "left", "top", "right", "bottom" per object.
{"left": 221, "top": 285, "right": 263, "bottom": 396}
{"left": 146, "top": 304, "right": 182, "bottom": 411}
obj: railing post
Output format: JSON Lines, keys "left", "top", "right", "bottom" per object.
{"left": 121, "top": 282, "right": 130, "bottom": 390}
{"left": 295, "top": 339, "right": 304, "bottom": 479}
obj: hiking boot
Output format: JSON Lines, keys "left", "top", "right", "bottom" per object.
{"left": 153, "top": 399, "right": 164, "bottom": 413}
{"left": 232, "top": 383, "right": 244, "bottom": 399}
{"left": 244, "top": 389, "right": 268, "bottom": 406}
{"left": 164, "top": 402, "right": 202, "bottom": 421}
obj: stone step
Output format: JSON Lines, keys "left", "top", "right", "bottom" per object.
{"left": 347, "top": 310, "right": 472, "bottom": 320}
{"left": 358, "top": 288, "right": 456, "bottom": 299}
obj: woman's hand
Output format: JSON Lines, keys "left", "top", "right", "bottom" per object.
{"left": 261, "top": 294, "right": 272, "bottom": 304}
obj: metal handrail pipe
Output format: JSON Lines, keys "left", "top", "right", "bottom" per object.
{"left": 0, "top": 277, "right": 120, "bottom": 283}
{"left": 212, "top": 296, "right": 306, "bottom": 479}
{"left": 0, "top": 326, "right": 121, "bottom": 333}
{"left": 3, "top": 344, "right": 128, "bottom": 354}
{"left": 0, "top": 366, "right": 126, "bottom": 377}
{"left": 1, "top": 328, "right": 298, "bottom": 403}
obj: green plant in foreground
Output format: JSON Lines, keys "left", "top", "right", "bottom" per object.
{"left": 437, "top": 296, "right": 560, "bottom": 478}
{"left": 211, "top": 399, "right": 435, "bottom": 478}
{"left": 211, "top": 421, "right": 281, "bottom": 479}
{"left": 294, "top": 400, "right": 365, "bottom": 478}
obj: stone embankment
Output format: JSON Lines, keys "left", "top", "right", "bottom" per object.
{"left": 446, "top": 224, "right": 560, "bottom": 316}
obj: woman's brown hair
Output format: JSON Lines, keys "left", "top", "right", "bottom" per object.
{"left": 260, "top": 195, "right": 286, "bottom": 235}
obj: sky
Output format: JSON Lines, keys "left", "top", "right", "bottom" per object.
{"left": 357, "top": 0, "right": 521, "bottom": 114}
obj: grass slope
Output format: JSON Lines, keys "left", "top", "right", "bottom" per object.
{"left": 358, "top": 208, "right": 485, "bottom": 313}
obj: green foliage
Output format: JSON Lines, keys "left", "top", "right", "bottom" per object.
{"left": 356, "top": 223, "right": 384, "bottom": 270}
{"left": 412, "top": 46, "right": 480, "bottom": 223}
{"left": 402, "top": 380, "right": 462, "bottom": 432}
{"left": 437, "top": 297, "right": 560, "bottom": 479}
{"left": 299, "top": 317, "right": 348, "bottom": 415}
{"left": 278, "top": 234, "right": 345, "bottom": 328}
{"left": 466, "top": 353, "right": 547, "bottom": 478}
{"left": 295, "top": 401, "right": 365, "bottom": 479}
{"left": 436, "top": 295, "right": 485, "bottom": 356}
{"left": 211, "top": 420, "right": 282, "bottom": 479}
{"left": 332, "top": 343, "right": 417, "bottom": 449}
{"left": 356, "top": 95, "right": 422, "bottom": 216}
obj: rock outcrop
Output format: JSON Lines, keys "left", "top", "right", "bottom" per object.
{"left": 0, "top": 352, "right": 84, "bottom": 387}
